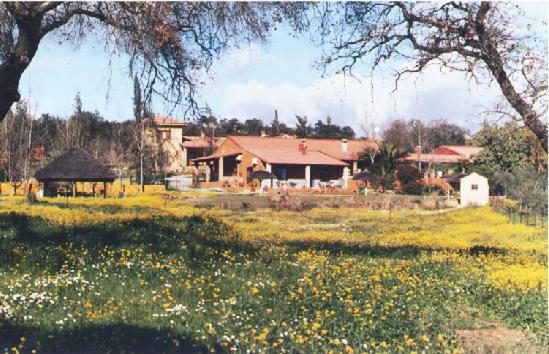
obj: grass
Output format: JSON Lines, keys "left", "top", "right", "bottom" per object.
{"left": 0, "top": 194, "right": 546, "bottom": 353}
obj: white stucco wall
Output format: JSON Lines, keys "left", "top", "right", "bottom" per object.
{"left": 170, "top": 127, "right": 183, "bottom": 145}
{"left": 460, "top": 172, "right": 489, "bottom": 207}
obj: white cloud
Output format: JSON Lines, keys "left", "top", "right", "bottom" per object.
{"left": 204, "top": 65, "right": 502, "bottom": 135}
{"left": 209, "top": 44, "right": 281, "bottom": 78}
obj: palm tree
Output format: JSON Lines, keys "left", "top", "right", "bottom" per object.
{"left": 370, "top": 143, "right": 406, "bottom": 191}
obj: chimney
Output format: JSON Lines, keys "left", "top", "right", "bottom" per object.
{"left": 299, "top": 139, "right": 308, "bottom": 154}
{"left": 341, "top": 139, "right": 348, "bottom": 152}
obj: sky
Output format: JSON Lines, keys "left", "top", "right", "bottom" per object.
{"left": 18, "top": 1, "right": 548, "bottom": 137}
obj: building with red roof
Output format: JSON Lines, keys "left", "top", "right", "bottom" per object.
{"left": 181, "top": 135, "right": 225, "bottom": 166}
{"left": 147, "top": 115, "right": 188, "bottom": 173}
{"left": 403, "top": 145, "right": 483, "bottom": 175}
{"left": 152, "top": 115, "right": 186, "bottom": 127}
{"left": 145, "top": 115, "right": 230, "bottom": 172}
{"left": 191, "top": 135, "right": 377, "bottom": 189}
{"left": 431, "top": 145, "right": 483, "bottom": 160}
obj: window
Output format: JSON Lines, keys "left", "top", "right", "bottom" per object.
{"left": 471, "top": 184, "right": 478, "bottom": 190}
{"left": 161, "top": 130, "right": 171, "bottom": 140}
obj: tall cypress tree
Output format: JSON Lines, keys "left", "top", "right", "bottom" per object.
{"left": 133, "top": 77, "right": 143, "bottom": 122}
{"left": 271, "top": 110, "right": 280, "bottom": 136}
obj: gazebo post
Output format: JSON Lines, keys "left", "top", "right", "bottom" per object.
{"left": 103, "top": 181, "right": 107, "bottom": 198}
{"left": 72, "top": 181, "right": 76, "bottom": 197}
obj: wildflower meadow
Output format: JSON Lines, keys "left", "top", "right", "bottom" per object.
{"left": 0, "top": 194, "right": 546, "bottom": 353}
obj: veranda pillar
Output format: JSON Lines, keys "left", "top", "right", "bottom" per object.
{"left": 219, "top": 156, "right": 224, "bottom": 182}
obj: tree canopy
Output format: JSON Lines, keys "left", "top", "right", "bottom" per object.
{"left": 494, "top": 166, "right": 547, "bottom": 211}
{"left": 0, "top": 1, "right": 306, "bottom": 121}
{"left": 317, "top": 2, "right": 547, "bottom": 150}
{"left": 382, "top": 118, "right": 468, "bottom": 153}
{"left": 472, "top": 121, "right": 547, "bottom": 179}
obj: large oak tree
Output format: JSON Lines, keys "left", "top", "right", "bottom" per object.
{"left": 0, "top": 1, "right": 305, "bottom": 122}
{"left": 317, "top": 2, "right": 548, "bottom": 150}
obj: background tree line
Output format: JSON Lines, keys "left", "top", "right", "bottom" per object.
{"left": 0, "top": 94, "right": 136, "bottom": 186}
{"left": 184, "top": 111, "right": 356, "bottom": 140}
{"left": 381, "top": 119, "right": 469, "bottom": 153}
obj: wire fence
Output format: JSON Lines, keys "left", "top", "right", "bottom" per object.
{"left": 494, "top": 207, "right": 547, "bottom": 228}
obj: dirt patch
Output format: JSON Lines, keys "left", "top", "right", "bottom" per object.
{"left": 456, "top": 324, "right": 534, "bottom": 353}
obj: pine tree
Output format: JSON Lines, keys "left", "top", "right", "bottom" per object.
{"left": 295, "top": 114, "right": 311, "bottom": 138}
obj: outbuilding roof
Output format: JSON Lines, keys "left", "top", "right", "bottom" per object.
{"left": 404, "top": 145, "right": 482, "bottom": 164}
{"left": 35, "top": 148, "right": 116, "bottom": 182}
{"left": 151, "top": 115, "right": 186, "bottom": 127}
{"left": 182, "top": 136, "right": 225, "bottom": 149}
{"left": 402, "top": 152, "right": 467, "bottom": 164}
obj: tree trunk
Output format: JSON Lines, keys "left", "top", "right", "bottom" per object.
{"left": 476, "top": 2, "right": 548, "bottom": 151}
{"left": 119, "top": 168, "right": 123, "bottom": 195}
{"left": 0, "top": 15, "right": 43, "bottom": 122}
{"left": 140, "top": 154, "right": 144, "bottom": 193}
{"left": 0, "top": 63, "right": 23, "bottom": 121}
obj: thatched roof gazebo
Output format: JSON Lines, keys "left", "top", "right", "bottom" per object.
{"left": 35, "top": 148, "right": 116, "bottom": 197}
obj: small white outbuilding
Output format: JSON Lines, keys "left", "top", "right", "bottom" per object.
{"left": 460, "top": 172, "right": 489, "bottom": 207}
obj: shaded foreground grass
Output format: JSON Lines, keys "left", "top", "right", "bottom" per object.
{"left": 0, "top": 196, "right": 547, "bottom": 353}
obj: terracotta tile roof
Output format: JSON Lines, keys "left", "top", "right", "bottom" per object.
{"left": 405, "top": 145, "right": 482, "bottom": 164}
{"left": 306, "top": 139, "right": 377, "bottom": 161}
{"left": 182, "top": 136, "right": 225, "bottom": 149}
{"left": 228, "top": 136, "right": 375, "bottom": 166}
{"left": 261, "top": 149, "right": 348, "bottom": 166}
{"left": 435, "top": 145, "right": 482, "bottom": 159}
{"left": 152, "top": 115, "right": 186, "bottom": 126}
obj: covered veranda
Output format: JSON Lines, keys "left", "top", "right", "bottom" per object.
{"left": 265, "top": 163, "right": 348, "bottom": 189}
{"left": 191, "top": 152, "right": 242, "bottom": 184}
{"left": 191, "top": 150, "right": 352, "bottom": 190}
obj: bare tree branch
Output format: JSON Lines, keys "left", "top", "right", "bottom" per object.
{"left": 317, "top": 2, "right": 547, "bottom": 150}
